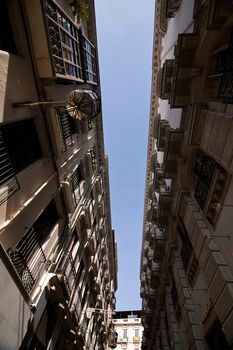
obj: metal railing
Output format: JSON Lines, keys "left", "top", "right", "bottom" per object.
{"left": 0, "top": 132, "right": 20, "bottom": 205}
{"left": 56, "top": 108, "right": 74, "bottom": 151}
{"left": 8, "top": 227, "right": 46, "bottom": 293}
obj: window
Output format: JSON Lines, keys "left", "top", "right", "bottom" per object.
{"left": 56, "top": 108, "right": 76, "bottom": 151}
{"left": 82, "top": 34, "right": 97, "bottom": 83}
{"left": 0, "top": 119, "right": 42, "bottom": 173}
{"left": 123, "top": 329, "right": 127, "bottom": 338}
{"left": 0, "top": 1, "right": 17, "bottom": 54}
{"left": 135, "top": 329, "right": 139, "bottom": 337}
{"left": 70, "top": 164, "right": 84, "bottom": 207}
{"left": 43, "top": 0, "right": 97, "bottom": 84}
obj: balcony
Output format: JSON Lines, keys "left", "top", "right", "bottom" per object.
{"left": 156, "top": 60, "right": 174, "bottom": 100}
{"left": 157, "top": 119, "right": 170, "bottom": 151}
{"left": 144, "top": 240, "right": 149, "bottom": 255}
{"left": 98, "top": 202, "right": 105, "bottom": 218}
{"left": 101, "top": 239, "right": 107, "bottom": 255}
{"left": 144, "top": 224, "right": 150, "bottom": 240}
{"left": 79, "top": 206, "right": 91, "bottom": 231}
{"left": 157, "top": 192, "right": 171, "bottom": 229}
{"left": 148, "top": 287, "right": 156, "bottom": 300}
{"left": 8, "top": 200, "right": 58, "bottom": 293}
{"left": 8, "top": 227, "right": 46, "bottom": 293}
{"left": 194, "top": 154, "right": 228, "bottom": 224}
{"left": 84, "top": 149, "right": 97, "bottom": 177}
{"left": 84, "top": 236, "right": 95, "bottom": 257}
{"left": 25, "top": 0, "right": 97, "bottom": 83}
{"left": 95, "top": 175, "right": 102, "bottom": 195}
{"left": 206, "top": 0, "right": 233, "bottom": 30}
{"left": 150, "top": 150, "right": 159, "bottom": 172}
{"left": 70, "top": 167, "right": 85, "bottom": 207}
{"left": 56, "top": 108, "right": 75, "bottom": 152}
{"left": 147, "top": 247, "right": 154, "bottom": 260}
{"left": 57, "top": 252, "right": 77, "bottom": 300}
{"left": 89, "top": 256, "right": 98, "bottom": 277}
{"left": 170, "top": 34, "right": 198, "bottom": 108}
{"left": 141, "top": 272, "right": 146, "bottom": 287}
{"left": 154, "top": 168, "right": 164, "bottom": 191}
{"left": 165, "top": 0, "right": 182, "bottom": 18}
{"left": 162, "top": 130, "right": 183, "bottom": 178}
{"left": 92, "top": 277, "right": 100, "bottom": 295}
{"left": 0, "top": 132, "right": 20, "bottom": 205}
{"left": 155, "top": 228, "right": 165, "bottom": 252}
{"left": 133, "top": 336, "right": 140, "bottom": 343}
{"left": 146, "top": 200, "right": 158, "bottom": 223}
{"left": 148, "top": 179, "right": 156, "bottom": 200}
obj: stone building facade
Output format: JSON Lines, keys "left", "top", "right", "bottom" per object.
{"left": 0, "top": 1, "right": 117, "bottom": 349}
{"left": 140, "top": 0, "right": 233, "bottom": 349}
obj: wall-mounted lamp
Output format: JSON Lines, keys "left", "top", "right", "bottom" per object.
{"left": 13, "top": 89, "right": 100, "bottom": 121}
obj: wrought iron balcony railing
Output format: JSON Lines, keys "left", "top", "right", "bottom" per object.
{"left": 56, "top": 108, "right": 75, "bottom": 151}
{"left": 8, "top": 227, "right": 46, "bottom": 293}
{"left": 0, "top": 132, "right": 20, "bottom": 205}
{"left": 70, "top": 165, "right": 84, "bottom": 207}
{"left": 8, "top": 200, "right": 58, "bottom": 293}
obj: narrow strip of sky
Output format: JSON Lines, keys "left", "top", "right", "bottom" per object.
{"left": 95, "top": 0, "right": 155, "bottom": 310}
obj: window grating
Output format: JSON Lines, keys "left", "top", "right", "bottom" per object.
{"left": 0, "top": 132, "right": 20, "bottom": 205}
{"left": 56, "top": 108, "right": 75, "bottom": 151}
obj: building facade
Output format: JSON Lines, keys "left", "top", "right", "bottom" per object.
{"left": 0, "top": 1, "right": 117, "bottom": 349}
{"left": 140, "top": 0, "right": 233, "bottom": 349}
{"left": 112, "top": 310, "right": 142, "bottom": 350}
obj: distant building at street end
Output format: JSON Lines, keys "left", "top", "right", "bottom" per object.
{"left": 140, "top": 0, "right": 233, "bottom": 349}
{"left": 113, "top": 310, "right": 143, "bottom": 350}
{"left": 0, "top": 1, "right": 117, "bottom": 349}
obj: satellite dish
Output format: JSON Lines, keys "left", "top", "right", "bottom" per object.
{"left": 66, "top": 89, "right": 100, "bottom": 120}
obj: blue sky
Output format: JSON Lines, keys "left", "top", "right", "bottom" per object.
{"left": 95, "top": 0, "right": 155, "bottom": 310}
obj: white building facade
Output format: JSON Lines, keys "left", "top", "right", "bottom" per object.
{"left": 113, "top": 311, "right": 143, "bottom": 350}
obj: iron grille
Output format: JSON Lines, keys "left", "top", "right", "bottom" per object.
{"left": 56, "top": 108, "right": 74, "bottom": 152}
{"left": 0, "top": 131, "right": 20, "bottom": 205}
{"left": 218, "top": 29, "right": 233, "bottom": 103}
{"left": 8, "top": 227, "right": 46, "bottom": 293}
{"left": 44, "top": 0, "right": 83, "bottom": 80}
{"left": 194, "top": 156, "right": 216, "bottom": 209}
{"left": 70, "top": 166, "right": 83, "bottom": 206}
